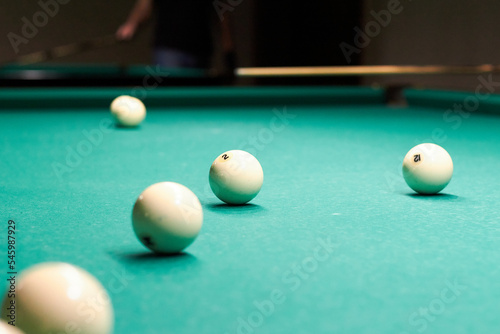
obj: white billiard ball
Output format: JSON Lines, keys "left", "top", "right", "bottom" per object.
{"left": 0, "top": 320, "right": 24, "bottom": 333}
{"left": 0, "top": 263, "right": 113, "bottom": 334}
{"left": 110, "top": 95, "right": 146, "bottom": 127}
{"left": 132, "top": 182, "right": 203, "bottom": 254}
{"left": 402, "top": 143, "right": 453, "bottom": 194}
{"left": 209, "top": 150, "right": 264, "bottom": 205}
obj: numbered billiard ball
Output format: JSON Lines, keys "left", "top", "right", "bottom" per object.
{"left": 110, "top": 95, "right": 146, "bottom": 127}
{"left": 0, "top": 320, "right": 24, "bottom": 333}
{"left": 132, "top": 182, "right": 203, "bottom": 254}
{"left": 402, "top": 143, "right": 453, "bottom": 195}
{"left": 209, "top": 150, "right": 264, "bottom": 205}
{"left": 0, "top": 262, "right": 113, "bottom": 334}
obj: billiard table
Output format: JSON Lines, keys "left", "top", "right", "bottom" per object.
{"left": 1, "top": 86, "right": 499, "bottom": 334}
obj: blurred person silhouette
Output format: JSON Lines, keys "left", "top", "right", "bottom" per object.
{"left": 117, "top": 0, "right": 235, "bottom": 70}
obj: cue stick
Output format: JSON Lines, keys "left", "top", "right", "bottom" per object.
{"left": 2, "top": 34, "right": 120, "bottom": 66}
{"left": 235, "top": 64, "right": 500, "bottom": 77}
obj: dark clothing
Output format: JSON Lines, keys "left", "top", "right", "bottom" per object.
{"left": 154, "top": 47, "right": 204, "bottom": 68}
{"left": 153, "top": 0, "right": 213, "bottom": 63}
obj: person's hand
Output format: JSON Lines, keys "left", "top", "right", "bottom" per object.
{"left": 116, "top": 22, "right": 137, "bottom": 40}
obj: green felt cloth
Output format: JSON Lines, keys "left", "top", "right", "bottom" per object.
{"left": 0, "top": 87, "right": 385, "bottom": 110}
{"left": 125, "top": 65, "right": 208, "bottom": 78}
{"left": 1, "top": 88, "right": 500, "bottom": 333}
{"left": 406, "top": 88, "right": 500, "bottom": 115}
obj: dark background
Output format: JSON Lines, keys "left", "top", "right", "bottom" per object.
{"left": 254, "top": 0, "right": 362, "bottom": 85}
{"left": 0, "top": 0, "right": 362, "bottom": 67}
{"left": 1, "top": 0, "right": 500, "bottom": 89}
{"left": 254, "top": 1, "right": 362, "bottom": 67}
